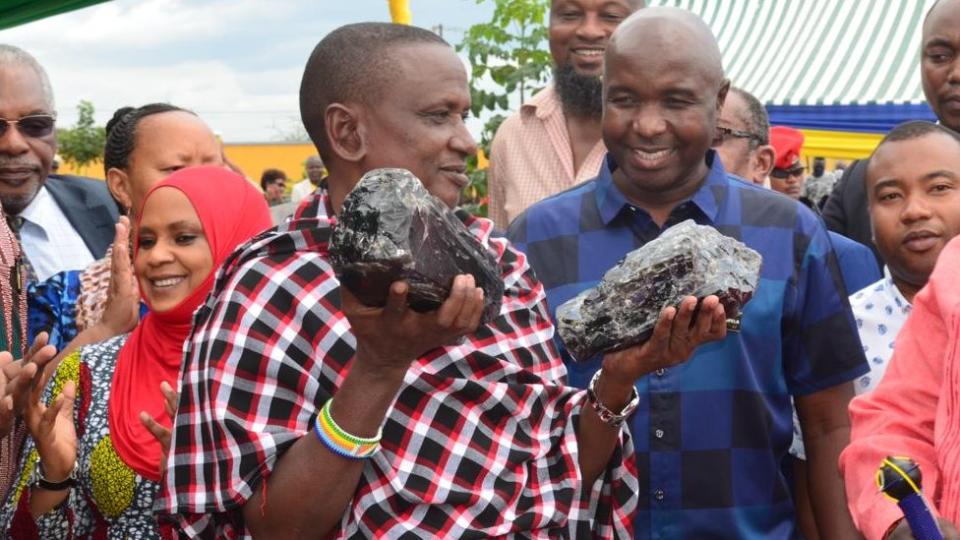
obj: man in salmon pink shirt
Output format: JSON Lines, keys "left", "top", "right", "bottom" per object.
{"left": 840, "top": 234, "right": 960, "bottom": 539}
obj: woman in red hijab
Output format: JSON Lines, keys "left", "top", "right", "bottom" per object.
{"left": 1, "top": 166, "right": 272, "bottom": 539}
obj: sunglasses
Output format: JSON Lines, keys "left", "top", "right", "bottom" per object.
{"left": 0, "top": 114, "right": 57, "bottom": 139}
{"left": 770, "top": 165, "right": 806, "bottom": 179}
{"left": 717, "top": 126, "right": 764, "bottom": 144}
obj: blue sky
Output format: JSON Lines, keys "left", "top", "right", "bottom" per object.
{"left": 0, "top": 0, "right": 494, "bottom": 142}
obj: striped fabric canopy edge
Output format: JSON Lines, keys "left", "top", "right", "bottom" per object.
{"left": 650, "top": 0, "right": 935, "bottom": 107}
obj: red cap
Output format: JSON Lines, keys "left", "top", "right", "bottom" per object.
{"left": 769, "top": 126, "right": 805, "bottom": 169}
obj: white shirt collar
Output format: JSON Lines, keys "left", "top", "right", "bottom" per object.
{"left": 18, "top": 185, "right": 54, "bottom": 238}
{"left": 881, "top": 266, "right": 912, "bottom": 312}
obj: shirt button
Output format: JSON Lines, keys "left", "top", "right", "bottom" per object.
{"left": 654, "top": 489, "right": 665, "bottom": 501}
{"left": 655, "top": 368, "right": 666, "bottom": 377}
{"left": 655, "top": 429, "right": 664, "bottom": 439}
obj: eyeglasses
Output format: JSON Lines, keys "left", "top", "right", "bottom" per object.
{"left": 0, "top": 114, "right": 57, "bottom": 139}
{"left": 717, "top": 126, "right": 764, "bottom": 144}
{"left": 770, "top": 165, "right": 806, "bottom": 179}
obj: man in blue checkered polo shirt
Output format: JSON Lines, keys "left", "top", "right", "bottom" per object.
{"left": 508, "top": 8, "right": 869, "bottom": 539}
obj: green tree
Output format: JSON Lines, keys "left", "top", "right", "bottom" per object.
{"left": 457, "top": 0, "right": 552, "bottom": 217}
{"left": 57, "top": 100, "right": 106, "bottom": 169}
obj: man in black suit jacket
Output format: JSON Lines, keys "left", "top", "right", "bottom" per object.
{"left": 44, "top": 174, "right": 118, "bottom": 260}
{"left": 0, "top": 45, "right": 116, "bottom": 281}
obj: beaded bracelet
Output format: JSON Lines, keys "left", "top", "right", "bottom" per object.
{"left": 313, "top": 398, "right": 382, "bottom": 460}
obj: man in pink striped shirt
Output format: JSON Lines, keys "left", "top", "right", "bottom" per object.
{"left": 487, "top": 0, "right": 643, "bottom": 229}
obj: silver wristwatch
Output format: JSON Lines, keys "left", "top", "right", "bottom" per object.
{"left": 587, "top": 369, "right": 640, "bottom": 427}
{"left": 36, "top": 460, "right": 78, "bottom": 491}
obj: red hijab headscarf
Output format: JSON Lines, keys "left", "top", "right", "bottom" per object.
{"left": 109, "top": 166, "right": 272, "bottom": 481}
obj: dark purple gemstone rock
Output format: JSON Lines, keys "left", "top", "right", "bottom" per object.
{"left": 556, "top": 220, "right": 762, "bottom": 361}
{"left": 330, "top": 168, "right": 503, "bottom": 324}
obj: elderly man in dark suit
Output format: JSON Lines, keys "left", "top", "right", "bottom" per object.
{"left": 0, "top": 44, "right": 116, "bottom": 500}
{"left": 0, "top": 45, "right": 117, "bottom": 283}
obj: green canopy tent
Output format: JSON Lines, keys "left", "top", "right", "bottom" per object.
{"left": 0, "top": 0, "right": 110, "bottom": 32}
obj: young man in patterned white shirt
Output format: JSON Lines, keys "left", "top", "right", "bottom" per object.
{"left": 853, "top": 120, "right": 960, "bottom": 393}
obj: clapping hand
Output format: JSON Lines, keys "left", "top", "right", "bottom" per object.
{"left": 99, "top": 216, "right": 139, "bottom": 337}
{"left": 22, "top": 332, "right": 77, "bottom": 483}
{"left": 0, "top": 333, "right": 58, "bottom": 439}
{"left": 139, "top": 381, "right": 179, "bottom": 476}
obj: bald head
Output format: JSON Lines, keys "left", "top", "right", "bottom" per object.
{"left": 600, "top": 6, "right": 729, "bottom": 200}
{"left": 607, "top": 7, "right": 724, "bottom": 86}
{"left": 924, "top": 0, "right": 960, "bottom": 27}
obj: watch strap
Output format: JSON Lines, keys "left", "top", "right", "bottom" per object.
{"left": 36, "top": 461, "right": 77, "bottom": 491}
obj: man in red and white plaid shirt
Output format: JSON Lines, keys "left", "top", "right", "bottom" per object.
{"left": 157, "top": 22, "right": 728, "bottom": 539}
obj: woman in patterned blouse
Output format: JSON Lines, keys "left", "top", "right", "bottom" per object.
{"left": 1, "top": 167, "right": 272, "bottom": 538}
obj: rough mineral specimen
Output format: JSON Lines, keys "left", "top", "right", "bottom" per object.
{"left": 556, "top": 220, "right": 762, "bottom": 361}
{"left": 330, "top": 168, "right": 504, "bottom": 324}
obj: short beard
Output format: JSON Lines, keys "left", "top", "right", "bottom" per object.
{"left": 0, "top": 182, "right": 41, "bottom": 215}
{"left": 554, "top": 63, "right": 603, "bottom": 120}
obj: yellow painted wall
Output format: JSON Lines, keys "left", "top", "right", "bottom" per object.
{"left": 57, "top": 142, "right": 320, "bottom": 190}
{"left": 798, "top": 129, "right": 884, "bottom": 169}
{"left": 58, "top": 159, "right": 105, "bottom": 180}
{"left": 222, "top": 142, "right": 318, "bottom": 185}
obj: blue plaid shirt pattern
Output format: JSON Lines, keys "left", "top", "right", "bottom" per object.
{"left": 508, "top": 151, "right": 869, "bottom": 539}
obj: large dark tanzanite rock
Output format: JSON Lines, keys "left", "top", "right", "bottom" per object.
{"left": 556, "top": 220, "right": 762, "bottom": 361}
{"left": 330, "top": 168, "right": 503, "bottom": 324}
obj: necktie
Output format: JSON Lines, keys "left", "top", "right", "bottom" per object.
{"left": 5, "top": 215, "right": 37, "bottom": 287}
